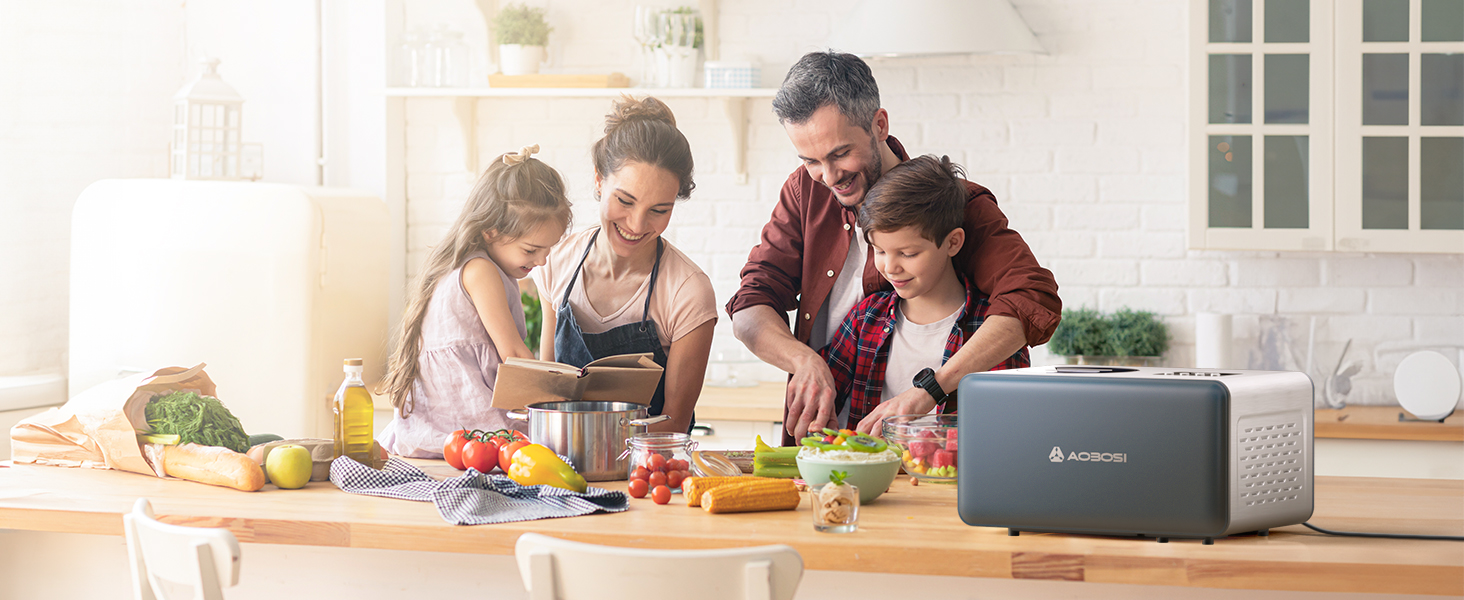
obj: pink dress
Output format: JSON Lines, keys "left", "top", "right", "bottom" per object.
{"left": 377, "top": 250, "right": 528, "bottom": 458}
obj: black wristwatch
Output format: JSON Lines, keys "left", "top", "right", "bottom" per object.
{"left": 913, "top": 368, "right": 950, "bottom": 409}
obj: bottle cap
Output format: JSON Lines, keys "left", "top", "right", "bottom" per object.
{"left": 344, "top": 358, "right": 364, "bottom": 366}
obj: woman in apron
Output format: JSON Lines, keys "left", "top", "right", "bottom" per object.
{"left": 533, "top": 96, "right": 717, "bottom": 434}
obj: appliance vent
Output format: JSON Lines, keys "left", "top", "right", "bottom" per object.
{"left": 1236, "top": 414, "right": 1305, "bottom": 508}
{"left": 1155, "top": 371, "right": 1239, "bottom": 377}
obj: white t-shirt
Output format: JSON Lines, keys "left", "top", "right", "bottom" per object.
{"left": 810, "top": 224, "right": 868, "bottom": 353}
{"left": 533, "top": 227, "right": 718, "bottom": 352}
{"left": 879, "top": 303, "right": 963, "bottom": 403}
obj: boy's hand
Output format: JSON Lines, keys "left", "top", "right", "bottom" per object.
{"left": 855, "top": 386, "right": 938, "bottom": 435}
{"left": 785, "top": 354, "right": 836, "bottom": 437}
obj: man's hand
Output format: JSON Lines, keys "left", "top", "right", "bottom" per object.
{"left": 785, "top": 353, "right": 837, "bottom": 437}
{"left": 855, "top": 386, "right": 937, "bottom": 435}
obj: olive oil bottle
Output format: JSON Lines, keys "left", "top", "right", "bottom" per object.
{"left": 333, "top": 358, "right": 375, "bottom": 463}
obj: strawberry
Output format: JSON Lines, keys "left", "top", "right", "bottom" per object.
{"left": 932, "top": 449, "right": 955, "bottom": 469}
{"left": 946, "top": 427, "right": 959, "bottom": 452}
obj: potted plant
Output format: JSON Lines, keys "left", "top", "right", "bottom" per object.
{"left": 1046, "top": 307, "right": 1170, "bottom": 367}
{"left": 491, "top": 3, "right": 552, "bottom": 76}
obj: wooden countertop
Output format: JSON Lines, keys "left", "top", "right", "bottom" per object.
{"left": 1, "top": 461, "right": 1460, "bottom": 595}
{"left": 694, "top": 381, "right": 784, "bottom": 422}
{"left": 1315, "top": 406, "right": 1463, "bottom": 442}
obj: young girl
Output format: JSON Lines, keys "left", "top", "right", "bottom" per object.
{"left": 377, "top": 145, "right": 572, "bottom": 458}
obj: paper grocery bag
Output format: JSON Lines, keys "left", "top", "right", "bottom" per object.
{"left": 10, "top": 364, "right": 217, "bottom": 476}
{"left": 491, "top": 353, "right": 663, "bottom": 409}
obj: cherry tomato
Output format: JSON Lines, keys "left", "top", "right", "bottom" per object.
{"left": 462, "top": 437, "right": 498, "bottom": 473}
{"left": 631, "top": 466, "right": 650, "bottom": 481}
{"left": 627, "top": 478, "right": 649, "bottom": 498}
{"left": 672, "top": 458, "right": 689, "bottom": 472}
{"left": 499, "top": 439, "right": 530, "bottom": 469}
{"left": 648, "top": 470, "right": 667, "bottom": 487}
{"left": 651, "top": 484, "right": 671, "bottom": 504}
{"left": 443, "top": 429, "right": 471, "bottom": 470}
{"left": 666, "top": 469, "right": 685, "bottom": 489}
{"left": 647, "top": 453, "right": 668, "bottom": 472}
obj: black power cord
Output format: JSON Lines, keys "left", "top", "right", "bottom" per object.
{"left": 1303, "top": 521, "right": 1464, "bottom": 542}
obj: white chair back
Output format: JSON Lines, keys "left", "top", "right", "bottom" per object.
{"left": 124, "top": 498, "right": 241, "bottom": 600}
{"left": 515, "top": 532, "right": 802, "bottom": 600}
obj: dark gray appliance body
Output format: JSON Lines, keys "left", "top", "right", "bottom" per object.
{"left": 956, "top": 366, "right": 1314, "bottom": 539}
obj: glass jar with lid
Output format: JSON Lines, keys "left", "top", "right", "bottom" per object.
{"left": 625, "top": 432, "right": 696, "bottom": 491}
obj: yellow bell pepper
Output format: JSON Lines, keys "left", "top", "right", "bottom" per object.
{"left": 507, "top": 443, "right": 587, "bottom": 493}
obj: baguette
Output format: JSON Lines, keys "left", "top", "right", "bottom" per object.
{"left": 163, "top": 443, "right": 266, "bottom": 492}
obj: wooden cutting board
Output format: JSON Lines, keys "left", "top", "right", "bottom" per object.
{"left": 488, "top": 73, "right": 631, "bottom": 88}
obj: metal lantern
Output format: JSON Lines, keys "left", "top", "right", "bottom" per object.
{"left": 171, "top": 57, "right": 244, "bottom": 180}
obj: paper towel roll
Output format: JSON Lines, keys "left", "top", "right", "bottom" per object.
{"left": 1195, "top": 313, "right": 1233, "bottom": 369}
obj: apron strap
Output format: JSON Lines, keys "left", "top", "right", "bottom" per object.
{"left": 559, "top": 229, "right": 600, "bottom": 310}
{"left": 641, "top": 238, "right": 665, "bottom": 327}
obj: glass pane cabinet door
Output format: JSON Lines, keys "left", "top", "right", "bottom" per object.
{"left": 1192, "top": 0, "right": 1333, "bottom": 250}
{"left": 1335, "top": 0, "right": 1464, "bottom": 252}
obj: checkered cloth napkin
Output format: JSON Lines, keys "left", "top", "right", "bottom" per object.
{"left": 329, "top": 456, "right": 628, "bottom": 525}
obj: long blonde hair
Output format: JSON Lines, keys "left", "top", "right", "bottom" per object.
{"left": 383, "top": 149, "right": 572, "bottom": 415}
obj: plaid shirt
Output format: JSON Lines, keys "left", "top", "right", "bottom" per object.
{"left": 819, "top": 277, "right": 1030, "bottom": 426}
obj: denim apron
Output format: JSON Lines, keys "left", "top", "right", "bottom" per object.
{"left": 553, "top": 229, "right": 676, "bottom": 421}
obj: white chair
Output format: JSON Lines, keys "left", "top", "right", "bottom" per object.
{"left": 123, "top": 498, "right": 242, "bottom": 600}
{"left": 515, "top": 532, "right": 803, "bottom": 600}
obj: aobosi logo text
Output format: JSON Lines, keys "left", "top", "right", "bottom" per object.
{"left": 1049, "top": 446, "right": 1126, "bottom": 463}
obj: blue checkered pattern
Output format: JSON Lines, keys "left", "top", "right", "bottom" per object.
{"left": 329, "top": 456, "right": 628, "bottom": 525}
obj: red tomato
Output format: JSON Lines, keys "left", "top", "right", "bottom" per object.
{"left": 499, "top": 439, "right": 530, "bottom": 469}
{"left": 651, "top": 485, "right": 671, "bottom": 504}
{"left": 648, "top": 470, "right": 667, "bottom": 487}
{"left": 647, "top": 453, "right": 668, "bottom": 472}
{"left": 666, "top": 470, "right": 685, "bottom": 489}
{"left": 627, "top": 478, "right": 649, "bottom": 498}
{"left": 631, "top": 466, "right": 650, "bottom": 481}
{"left": 443, "top": 429, "right": 471, "bottom": 470}
{"left": 671, "top": 458, "right": 689, "bottom": 472}
{"left": 462, "top": 437, "right": 498, "bottom": 473}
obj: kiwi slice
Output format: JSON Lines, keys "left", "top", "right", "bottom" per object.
{"left": 821, "top": 427, "right": 841, "bottom": 437}
{"left": 845, "top": 434, "right": 888, "bottom": 453}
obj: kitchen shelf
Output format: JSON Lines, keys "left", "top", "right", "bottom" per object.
{"left": 389, "top": 86, "right": 772, "bottom": 184}
{"left": 385, "top": 87, "right": 776, "bottom": 98}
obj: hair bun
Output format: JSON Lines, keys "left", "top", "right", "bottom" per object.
{"left": 605, "top": 95, "right": 676, "bottom": 134}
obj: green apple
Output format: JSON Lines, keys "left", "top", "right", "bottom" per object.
{"left": 265, "top": 444, "right": 312, "bottom": 489}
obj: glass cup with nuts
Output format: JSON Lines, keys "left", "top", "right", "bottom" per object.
{"left": 811, "top": 470, "right": 859, "bottom": 533}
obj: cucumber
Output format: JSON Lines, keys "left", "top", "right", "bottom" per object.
{"left": 248, "top": 433, "right": 284, "bottom": 447}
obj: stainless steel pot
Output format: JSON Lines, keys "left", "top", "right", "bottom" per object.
{"left": 508, "top": 401, "right": 668, "bottom": 481}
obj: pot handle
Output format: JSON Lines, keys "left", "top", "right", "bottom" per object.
{"left": 506, "top": 409, "right": 529, "bottom": 421}
{"left": 628, "top": 414, "right": 670, "bottom": 428}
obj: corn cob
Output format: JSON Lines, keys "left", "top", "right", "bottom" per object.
{"left": 682, "top": 476, "right": 748, "bottom": 507}
{"left": 701, "top": 478, "right": 801, "bottom": 514}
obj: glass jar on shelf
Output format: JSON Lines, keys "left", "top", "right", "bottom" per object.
{"left": 625, "top": 431, "right": 696, "bottom": 491}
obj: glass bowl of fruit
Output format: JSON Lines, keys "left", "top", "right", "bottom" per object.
{"left": 880, "top": 414, "right": 958, "bottom": 483}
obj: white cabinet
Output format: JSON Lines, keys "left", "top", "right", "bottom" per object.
{"left": 1189, "top": 0, "right": 1463, "bottom": 253}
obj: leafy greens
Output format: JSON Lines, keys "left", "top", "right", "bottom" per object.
{"left": 144, "top": 390, "right": 250, "bottom": 453}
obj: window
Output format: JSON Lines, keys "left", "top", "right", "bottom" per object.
{"left": 1191, "top": 0, "right": 1464, "bottom": 253}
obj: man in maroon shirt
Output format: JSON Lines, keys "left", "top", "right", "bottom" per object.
{"left": 726, "top": 51, "right": 1062, "bottom": 441}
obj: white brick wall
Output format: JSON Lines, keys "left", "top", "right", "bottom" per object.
{"left": 0, "top": 1, "right": 184, "bottom": 379}
{"left": 396, "top": 0, "right": 1464, "bottom": 407}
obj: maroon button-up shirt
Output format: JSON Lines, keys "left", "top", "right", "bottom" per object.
{"left": 726, "top": 136, "right": 1062, "bottom": 348}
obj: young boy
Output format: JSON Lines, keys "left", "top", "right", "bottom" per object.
{"left": 820, "top": 155, "right": 1031, "bottom": 434}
